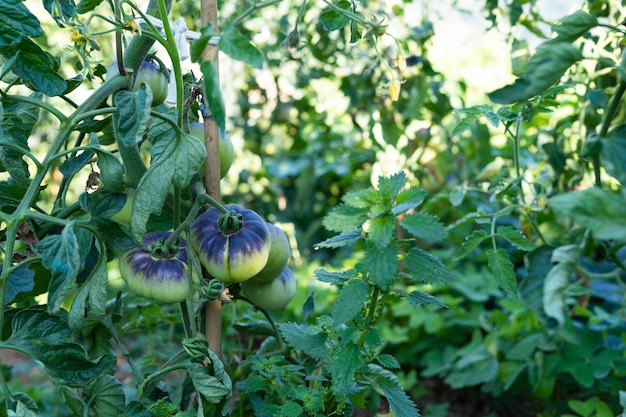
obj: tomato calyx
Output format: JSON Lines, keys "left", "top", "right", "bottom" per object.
{"left": 218, "top": 210, "right": 244, "bottom": 235}
{"left": 150, "top": 237, "right": 180, "bottom": 259}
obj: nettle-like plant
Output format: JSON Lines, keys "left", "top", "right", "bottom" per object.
{"left": 236, "top": 171, "right": 452, "bottom": 416}
{"left": 0, "top": 0, "right": 438, "bottom": 415}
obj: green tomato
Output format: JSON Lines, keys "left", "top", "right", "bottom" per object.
{"left": 190, "top": 123, "right": 234, "bottom": 179}
{"left": 190, "top": 205, "right": 270, "bottom": 284}
{"left": 243, "top": 267, "right": 296, "bottom": 311}
{"left": 107, "top": 61, "right": 168, "bottom": 107}
{"left": 119, "top": 231, "right": 197, "bottom": 303}
{"left": 111, "top": 191, "right": 134, "bottom": 224}
{"left": 248, "top": 223, "right": 291, "bottom": 283}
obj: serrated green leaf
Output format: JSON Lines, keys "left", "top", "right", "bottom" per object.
{"left": 487, "top": 249, "right": 518, "bottom": 298}
{"left": 362, "top": 244, "right": 398, "bottom": 290}
{"left": 320, "top": 0, "right": 352, "bottom": 31}
{"left": 376, "top": 354, "right": 401, "bottom": 370}
{"left": 342, "top": 188, "right": 379, "bottom": 208}
{"left": 452, "top": 229, "right": 489, "bottom": 261}
{"left": 315, "top": 229, "right": 361, "bottom": 249}
{"left": 369, "top": 216, "right": 395, "bottom": 247}
{"left": 377, "top": 172, "right": 407, "bottom": 205}
{"left": 314, "top": 268, "right": 356, "bottom": 285}
{"left": 393, "top": 186, "right": 427, "bottom": 215}
{"left": 332, "top": 279, "right": 370, "bottom": 327}
{"left": 278, "top": 322, "right": 329, "bottom": 359}
{"left": 241, "top": 374, "right": 267, "bottom": 393}
{"left": 496, "top": 225, "right": 537, "bottom": 251}
{"left": 200, "top": 60, "right": 226, "bottom": 130}
{"left": 365, "top": 365, "right": 420, "bottom": 417}
{"left": 399, "top": 212, "right": 448, "bottom": 242}
{"left": 83, "top": 374, "right": 125, "bottom": 417}
{"left": 68, "top": 241, "right": 108, "bottom": 329}
{"left": 406, "top": 290, "right": 448, "bottom": 308}
{"left": 34, "top": 222, "right": 81, "bottom": 314}
{"left": 1, "top": 309, "right": 113, "bottom": 386}
{"left": 322, "top": 204, "right": 368, "bottom": 233}
{"left": 278, "top": 402, "right": 304, "bottom": 417}
{"left": 219, "top": 23, "right": 264, "bottom": 68}
{"left": 330, "top": 341, "right": 363, "bottom": 396}
{"left": 404, "top": 247, "right": 455, "bottom": 285}
{"left": 550, "top": 188, "right": 626, "bottom": 241}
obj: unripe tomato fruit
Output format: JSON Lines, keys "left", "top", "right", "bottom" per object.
{"left": 111, "top": 190, "right": 135, "bottom": 225}
{"left": 243, "top": 267, "right": 296, "bottom": 311}
{"left": 248, "top": 223, "right": 291, "bottom": 283}
{"left": 119, "top": 231, "right": 196, "bottom": 303}
{"left": 190, "top": 123, "right": 234, "bottom": 179}
{"left": 107, "top": 61, "right": 168, "bottom": 107}
{"left": 190, "top": 205, "right": 270, "bottom": 284}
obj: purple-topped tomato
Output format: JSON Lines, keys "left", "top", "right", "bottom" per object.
{"left": 248, "top": 223, "right": 291, "bottom": 283}
{"left": 243, "top": 267, "right": 296, "bottom": 311}
{"left": 190, "top": 205, "right": 270, "bottom": 284}
{"left": 119, "top": 231, "right": 195, "bottom": 303}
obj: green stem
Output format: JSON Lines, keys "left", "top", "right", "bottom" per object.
{"left": 0, "top": 94, "right": 67, "bottom": 124}
{"left": 594, "top": 80, "right": 626, "bottom": 187}
{"left": 231, "top": 0, "right": 283, "bottom": 26}
{"left": 358, "top": 286, "right": 380, "bottom": 346}
{"left": 193, "top": 181, "right": 228, "bottom": 214}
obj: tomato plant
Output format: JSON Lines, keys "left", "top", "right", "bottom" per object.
{"left": 107, "top": 60, "right": 169, "bottom": 106}
{"left": 190, "top": 122, "right": 234, "bottom": 179}
{"left": 248, "top": 222, "right": 291, "bottom": 283}
{"left": 242, "top": 267, "right": 296, "bottom": 311}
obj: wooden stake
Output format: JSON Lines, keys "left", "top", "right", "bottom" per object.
{"left": 201, "top": 0, "right": 222, "bottom": 359}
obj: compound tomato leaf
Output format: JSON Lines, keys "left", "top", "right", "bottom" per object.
{"left": 0, "top": 309, "right": 113, "bottom": 386}
{"left": 200, "top": 60, "right": 226, "bottom": 130}
{"left": 487, "top": 248, "right": 518, "bottom": 298}
{"left": 34, "top": 221, "right": 81, "bottom": 314}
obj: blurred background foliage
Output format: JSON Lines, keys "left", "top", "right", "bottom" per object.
{"left": 6, "top": 0, "right": 626, "bottom": 415}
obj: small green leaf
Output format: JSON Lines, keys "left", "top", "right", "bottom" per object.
{"left": 314, "top": 268, "right": 356, "bottom": 285}
{"left": 404, "top": 247, "right": 455, "bottom": 285}
{"left": 278, "top": 402, "right": 304, "bottom": 417}
{"left": 278, "top": 322, "right": 330, "bottom": 359}
{"left": 407, "top": 290, "right": 448, "bottom": 308}
{"left": 76, "top": 0, "right": 104, "bottom": 13}
{"left": 332, "top": 279, "right": 370, "bottom": 327}
{"left": 452, "top": 229, "right": 489, "bottom": 261}
{"left": 343, "top": 188, "right": 379, "bottom": 208}
{"left": 315, "top": 229, "right": 361, "bottom": 249}
{"left": 378, "top": 172, "right": 407, "bottom": 205}
{"left": 488, "top": 42, "right": 582, "bottom": 104}
{"left": 323, "top": 204, "right": 368, "bottom": 233}
{"left": 369, "top": 216, "right": 395, "bottom": 247}
{"left": 365, "top": 365, "right": 420, "bottom": 417}
{"left": 550, "top": 188, "right": 626, "bottom": 241}
{"left": 320, "top": 0, "right": 352, "bottom": 31}
{"left": 330, "top": 341, "right": 363, "bottom": 396}
{"left": 83, "top": 374, "right": 125, "bottom": 417}
{"left": 487, "top": 248, "right": 518, "bottom": 298}
{"left": 393, "top": 186, "right": 427, "bottom": 215}
{"left": 376, "top": 354, "right": 401, "bottom": 370}
{"left": 362, "top": 244, "right": 398, "bottom": 290}
{"left": 200, "top": 60, "right": 226, "bottom": 130}
{"left": 496, "top": 226, "right": 537, "bottom": 251}
{"left": 451, "top": 105, "right": 494, "bottom": 136}
{"left": 219, "top": 23, "right": 264, "bottom": 68}
{"left": 399, "top": 212, "right": 447, "bottom": 242}
{"left": 34, "top": 222, "right": 81, "bottom": 314}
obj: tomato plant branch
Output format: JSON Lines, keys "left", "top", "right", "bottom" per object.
{"left": 0, "top": 94, "right": 67, "bottom": 124}
{"left": 230, "top": 0, "right": 283, "bottom": 27}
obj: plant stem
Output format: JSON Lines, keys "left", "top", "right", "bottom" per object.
{"left": 595, "top": 80, "right": 626, "bottom": 187}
